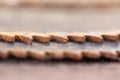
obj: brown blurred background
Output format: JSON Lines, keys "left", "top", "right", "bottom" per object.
{"left": 0, "top": 0, "right": 120, "bottom": 80}
{"left": 0, "top": 0, "right": 120, "bottom": 8}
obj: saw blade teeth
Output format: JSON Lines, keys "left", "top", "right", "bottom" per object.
{"left": 82, "top": 51, "right": 101, "bottom": 59}
{"left": 0, "top": 49, "right": 119, "bottom": 61}
{"left": 46, "top": 50, "right": 65, "bottom": 60}
{"left": 64, "top": 51, "right": 83, "bottom": 61}
{"left": 0, "top": 32, "right": 120, "bottom": 44}
{"left": 47, "top": 32, "right": 68, "bottom": 44}
{"left": 0, "top": 49, "right": 9, "bottom": 59}
{"left": 0, "top": 32, "right": 15, "bottom": 42}
{"left": 116, "top": 50, "right": 120, "bottom": 57}
{"left": 100, "top": 51, "right": 119, "bottom": 60}
{"left": 101, "top": 33, "right": 119, "bottom": 41}
{"left": 29, "top": 32, "right": 51, "bottom": 43}
{"left": 15, "top": 32, "right": 32, "bottom": 44}
{"left": 85, "top": 34, "right": 103, "bottom": 43}
{"left": 28, "top": 50, "right": 46, "bottom": 60}
{"left": 8, "top": 49, "right": 28, "bottom": 59}
{"left": 67, "top": 32, "right": 86, "bottom": 43}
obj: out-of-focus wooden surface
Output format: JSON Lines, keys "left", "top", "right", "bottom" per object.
{"left": 0, "top": 8, "right": 120, "bottom": 80}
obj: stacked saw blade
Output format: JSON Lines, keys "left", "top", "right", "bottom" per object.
{"left": 0, "top": 32, "right": 119, "bottom": 61}
{"left": 0, "top": 32, "right": 119, "bottom": 44}
{"left": 0, "top": 49, "right": 120, "bottom": 61}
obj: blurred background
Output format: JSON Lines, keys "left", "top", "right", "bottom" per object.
{"left": 0, "top": 0, "right": 120, "bottom": 80}
{"left": 0, "top": 0, "right": 120, "bottom": 32}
